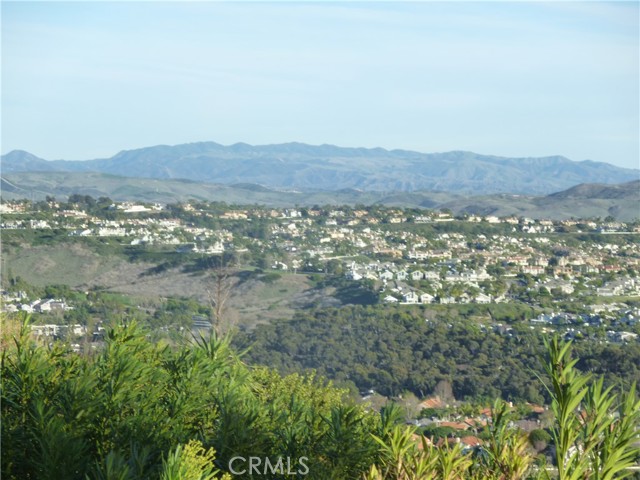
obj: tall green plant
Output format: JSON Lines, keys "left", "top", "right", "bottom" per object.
{"left": 368, "top": 337, "right": 640, "bottom": 480}
{"left": 367, "top": 426, "right": 437, "bottom": 480}
{"left": 2, "top": 314, "right": 96, "bottom": 479}
{"left": 542, "top": 336, "right": 640, "bottom": 480}
{"left": 161, "top": 440, "right": 231, "bottom": 480}
{"left": 470, "top": 399, "right": 536, "bottom": 480}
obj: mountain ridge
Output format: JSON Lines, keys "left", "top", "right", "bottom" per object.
{"left": 2, "top": 141, "right": 638, "bottom": 195}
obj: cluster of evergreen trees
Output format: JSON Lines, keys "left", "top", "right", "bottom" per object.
{"left": 2, "top": 314, "right": 639, "bottom": 479}
{"left": 236, "top": 306, "right": 640, "bottom": 403}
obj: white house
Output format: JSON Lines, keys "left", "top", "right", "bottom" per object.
{"left": 410, "top": 270, "right": 424, "bottom": 281}
{"left": 420, "top": 293, "right": 435, "bottom": 304}
{"left": 402, "top": 291, "right": 420, "bottom": 304}
{"left": 474, "top": 293, "right": 492, "bottom": 304}
{"left": 379, "top": 271, "right": 394, "bottom": 281}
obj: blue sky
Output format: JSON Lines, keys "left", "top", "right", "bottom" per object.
{"left": 2, "top": 1, "right": 639, "bottom": 169}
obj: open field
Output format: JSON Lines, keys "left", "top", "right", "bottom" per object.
{"left": 1, "top": 242, "right": 130, "bottom": 288}
{"left": 1, "top": 240, "right": 336, "bottom": 328}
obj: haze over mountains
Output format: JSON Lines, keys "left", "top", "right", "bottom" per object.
{"left": 3, "top": 141, "right": 638, "bottom": 195}
{"left": 2, "top": 173, "right": 638, "bottom": 221}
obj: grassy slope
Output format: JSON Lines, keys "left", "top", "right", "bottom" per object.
{"left": 1, "top": 239, "right": 326, "bottom": 328}
{"left": 2, "top": 242, "right": 127, "bottom": 287}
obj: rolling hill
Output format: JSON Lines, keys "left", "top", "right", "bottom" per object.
{"left": 1, "top": 172, "right": 638, "bottom": 221}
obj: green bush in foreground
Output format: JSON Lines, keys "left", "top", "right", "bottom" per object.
{"left": 364, "top": 337, "right": 640, "bottom": 480}
{"left": 1, "top": 315, "right": 379, "bottom": 479}
{"left": 1, "top": 313, "right": 639, "bottom": 479}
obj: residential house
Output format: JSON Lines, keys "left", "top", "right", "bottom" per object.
{"left": 474, "top": 293, "right": 492, "bottom": 304}
{"left": 379, "top": 271, "right": 394, "bottom": 281}
{"left": 419, "top": 293, "right": 435, "bottom": 304}
{"left": 410, "top": 270, "right": 424, "bottom": 281}
{"left": 402, "top": 291, "right": 420, "bottom": 304}
{"left": 424, "top": 271, "right": 440, "bottom": 281}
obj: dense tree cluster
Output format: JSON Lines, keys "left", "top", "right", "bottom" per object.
{"left": 237, "top": 306, "right": 640, "bottom": 403}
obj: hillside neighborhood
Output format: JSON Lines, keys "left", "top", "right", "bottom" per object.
{"left": 1, "top": 197, "right": 639, "bottom": 346}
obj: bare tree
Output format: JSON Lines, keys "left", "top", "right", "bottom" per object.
{"left": 434, "top": 379, "right": 455, "bottom": 404}
{"left": 206, "top": 254, "right": 236, "bottom": 336}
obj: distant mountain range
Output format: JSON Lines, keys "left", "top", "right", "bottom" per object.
{"left": 2, "top": 141, "right": 638, "bottom": 195}
{"left": 2, "top": 171, "right": 638, "bottom": 221}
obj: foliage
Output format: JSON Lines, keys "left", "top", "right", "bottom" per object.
{"left": 528, "top": 429, "right": 551, "bottom": 451}
{"left": 260, "top": 272, "right": 281, "bottom": 284}
{"left": 365, "top": 337, "right": 640, "bottom": 480}
{"left": 161, "top": 441, "right": 231, "bottom": 480}
{"left": 1, "top": 314, "right": 379, "bottom": 479}
{"left": 2, "top": 313, "right": 639, "bottom": 479}
{"left": 474, "top": 399, "right": 533, "bottom": 479}
{"left": 542, "top": 337, "right": 640, "bottom": 480}
{"left": 237, "top": 305, "right": 640, "bottom": 403}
